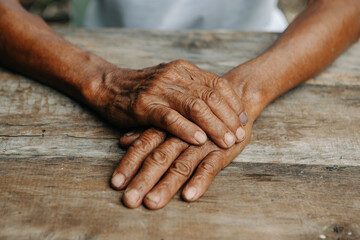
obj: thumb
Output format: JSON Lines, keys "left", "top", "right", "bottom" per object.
{"left": 119, "top": 130, "right": 142, "bottom": 148}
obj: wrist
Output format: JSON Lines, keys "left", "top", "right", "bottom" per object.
{"left": 81, "top": 61, "right": 118, "bottom": 110}
{"left": 223, "top": 56, "right": 270, "bottom": 122}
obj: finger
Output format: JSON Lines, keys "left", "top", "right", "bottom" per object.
{"left": 122, "top": 138, "right": 188, "bottom": 209}
{"left": 143, "top": 143, "right": 215, "bottom": 209}
{"left": 147, "top": 104, "right": 208, "bottom": 145}
{"left": 119, "top": 130, "right": 143, "bottom": 148}
{"left": 173, "top": 67, "right": 245, "bottom": 144}
{"left": 213, "top": 77, "right": 244, "bottom": 115}
{"left": 169, "top": 92, "right": 237, "bottom": 148}
{"left": 111, "top": 128, "right": 166, "bottom": 190}
{"left": 182, "top": 151, "right": 225, "bottom": 202}
{"left": 191, "top": 72, "right": 245, "bottom": 118}
{"left": 192, "top": 85, "right": 246, "bottom": 143}
{"left": 212, "top": 77, "right": 248, "bottom": 126}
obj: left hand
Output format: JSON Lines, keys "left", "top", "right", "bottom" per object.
{"left": 112, "top": 122, "right": 252, "bottom": 209}
{"left": 85, "top": 60, "right": 247, "bottom": 148}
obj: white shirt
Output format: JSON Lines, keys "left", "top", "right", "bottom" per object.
{"left": 83, "top": 0, "right": 288, "bottom": 32}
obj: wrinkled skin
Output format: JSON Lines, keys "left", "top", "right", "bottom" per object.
{"left": 114, "top": 123, "right": 252, "bottom": 209}
{"left": 0, "top": 1, "right": 246, "bottom": 149}
{"left": 0, "top": 0, "right": 359, "bottom": 210}
{"left": 87, "top": 60, "right": 247, "bottom": 148}
{"left": 111, "top": 0, "right": 360, "bottom": 209}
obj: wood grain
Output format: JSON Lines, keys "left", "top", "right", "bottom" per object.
{"left": 0, "top": 159, "right": 359, "bottom": 240}
{"left": 0, "top": 29, "right": 359, "bottom": 240}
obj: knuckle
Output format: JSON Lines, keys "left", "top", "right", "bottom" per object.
{"left": 187, "top": 98, "right": 206, "bottom": 116}
{"left": 192, "top": 174, "right": 206, "bottom": 183}
{"left": 146, "top": 132, "right": 165, "bottom": 146}
{"left": 119, "top": 156, "right": 137, "bottom": 172}
{"left": 174, "top": 59, "right": 187, "bottom": 66}
{"left": 131, "top": 138, "right": 152, "bottom": 153}
{"left": 130, "top": 129, "right": 165, "bottom": 152}
{"left": 199, "top": 157, "right": 220, "bottom": 176}
{"left": 202, "top": 141, "right": 220, "bottom": 153}
{"left": 149, "top": 79, "right": 164, "bottom": 90}
{"left": 161, "top": 111, "right": 179, "bottom": 127}
{"left": 169, "top": 161, "right": 192, "bottom": 178}
{"left": 148, "top": 149, "right": 168, "bottom": 166}
{"left": 205, "top": 89, "right": 221, "bottom": 105}
{"left": 133, "top": 95, "right": 147, "bottom": 116}
{"left": 147, "top": 128, "right": 166, "bottom": 141}
{"left": 172, "top": 138, "right": 189, "bottom": 149}
{"left": 158, "top": 68, "right": 178, "bottom": 81}
{"left": 215, "top": 77, "right": 230, "bottom": 90}
{"left": 157, "top": 62, "right": 167, "bottom": 68}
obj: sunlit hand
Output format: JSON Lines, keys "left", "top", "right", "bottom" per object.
{"left": 85, "top": 60, "right": 247, "bottom": 148}
{"left": 111, "top": 121, "right": 252, "bottom": 209}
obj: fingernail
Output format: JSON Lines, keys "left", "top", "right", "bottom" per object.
{"left": 224, "top": 132, "right": 235, "bottom": 147}
{"left": 124, "top": 189, "right": 140, "bottom": 204}
{"left": 111, "top": 173, "right": 125, "bottom": 188}
{"left": 194, "top": 131, "right": 207, "bottom": 144}
{"left": 184, "top": 187, "right": 197, "bottom": 201}
{"left": 235, "top": 127, "right": 246, "bottom": 141}
{"left": 146, "top": 192, "right": 160, "bottom": 206}
{"left": 239, "top": 112, "right": 248, "bottom": 126}
{"left": 124, "top": 131, "right": 135, "bottom": 137}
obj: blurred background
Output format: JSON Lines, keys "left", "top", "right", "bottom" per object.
{"left": 23, "top": 0, "right": 308, "bottom": 27}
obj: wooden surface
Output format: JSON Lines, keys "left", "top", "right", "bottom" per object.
{"left": 0, "top": 28, "right": 359, "bottom": 240}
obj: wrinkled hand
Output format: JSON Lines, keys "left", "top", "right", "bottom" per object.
{"left": 85, "top": 60, "right": 247, "bottom": 148}
{"left": 111, "top": 121, "right": 252, "bottom": 209}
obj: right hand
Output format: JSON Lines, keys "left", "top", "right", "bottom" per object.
{"left": 112, "top": 121, "right": 252, "bottom": 209}
{"left": 85, "top": 59, "right": 247, "bottom": 148}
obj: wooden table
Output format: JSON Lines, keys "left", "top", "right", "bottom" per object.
{"left": 0, "top": 28, "right": 359, "bottom": 240}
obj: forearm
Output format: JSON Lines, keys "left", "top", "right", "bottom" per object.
{"left": 0, "top": 1, "right": 248, "bottom": 146}
{"left": 224, "top": 0, "right": 360, "bottom": 121}
{"left": 0, "top": 0, "right": 115, "bottom": 104}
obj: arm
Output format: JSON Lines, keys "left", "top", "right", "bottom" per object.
{"left": 0, "top": 0, "right": 246, "bottom": 148}
{"left": 0, "top": 0, "right": 113, "bottom": 102}
{"left": 224, "top": 0, "right": 360, "bottom": 122}
{"left": 113, "top": 0, "right": 360, "bottom": 209}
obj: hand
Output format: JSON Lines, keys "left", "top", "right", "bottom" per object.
{"left": 85, "top": 60, "right": 247, "bottom": 148}
{"left": 112, "top": 121, "right": 252, "bottom": 209}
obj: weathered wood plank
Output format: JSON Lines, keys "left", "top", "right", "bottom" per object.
{"left": 55, "top": 28, "right": 360, "bottom": 87}
{"left": 1, "top": 73, "right": 359, "bottom": 165}
{"left": 0, "top": 159, "right": 359, "bottom": 240}
{"left": 0, "top": 29, "right": 359, "bottom": 240}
